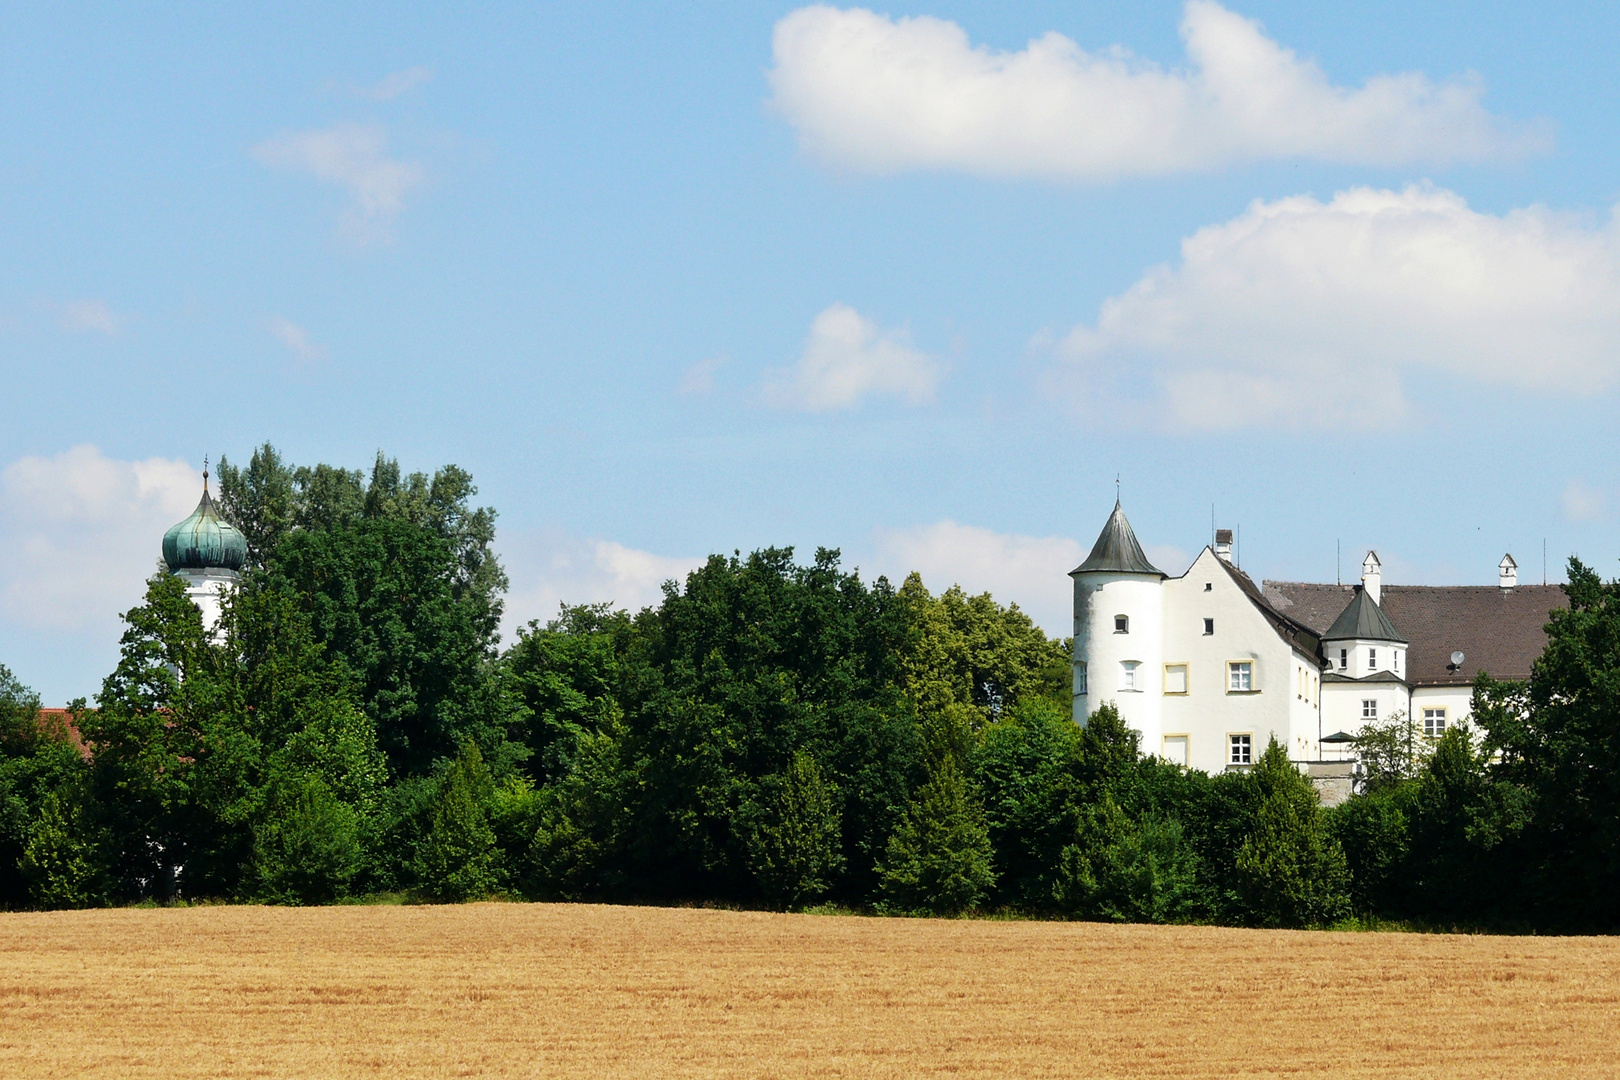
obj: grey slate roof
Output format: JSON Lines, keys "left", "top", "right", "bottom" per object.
{"left": 1322, "top": 587, "right": 1407, "bottom": 644}
{"left": 1071, "top": 502, "right": 1164, "bottom": 576}
{"left": 1262, "top": 581, "right": 1567, "bottom": 686}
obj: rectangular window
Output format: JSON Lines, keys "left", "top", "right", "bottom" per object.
{"left": 1075, "top": 663, "right": 1087, "bottom": 696}
{"left": 1163, "top": 664, "right": 1188, "bottom": 694}
{"left": 1162, "top": 735, "right": 1189, "bottom": 767}
{"left": 1394, "top": 651, "right": 1401, "bottom": 673}
{"left": 1362, "top": 698, "right": 1378, "bottom": 720}
{"left": 1339, "top": 648, "right": 1348, "bottom": 670}
{"left": 1229, "top": 734, "right": 1253, "bottom": 765}
{"left": 1228, "top": 661, "right": 1253, "bottom": 692}
{"left": 1368, "top": 648, "right": 1378, "bottom": 671}
{"left": 1203, "top": 618, "right": 1215, "bottom": 635}
{"left": 1423, "top": 707, "right": 1447, "bottom": 737}
{"left": 1115, "top": 615, "right": 1129, "bottom": 633}
{"left": 1120, "top": 661, "right": 1139, "bottom": 691}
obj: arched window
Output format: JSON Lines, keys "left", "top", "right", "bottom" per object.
{"left": 1114, "top": 614, "right": 1129, "bottom": 633}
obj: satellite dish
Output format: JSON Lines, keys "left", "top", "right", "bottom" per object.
{"left": 1450, "top": 651, "right": 1465, "bottom": 667}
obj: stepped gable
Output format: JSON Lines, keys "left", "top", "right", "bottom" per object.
{"left": 1264, "top": 581, "right": 1567, "bottom": 687}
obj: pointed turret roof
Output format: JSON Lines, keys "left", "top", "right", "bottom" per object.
{"left": 1323, "top": 586, "right": 1406, "bottom": 643}
{"left": 1071, "top": 501, "right": 1163, "bottom": 576}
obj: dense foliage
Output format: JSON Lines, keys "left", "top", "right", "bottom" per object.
{"left": 4, "top": 448, "right": 1615, "bottom": 931}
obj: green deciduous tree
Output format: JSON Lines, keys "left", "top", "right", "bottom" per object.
{"left": 1230, "top": 739, "right": 1351, "bottom": 928}
{"left": 250, "top": 775, "right": 362, "bottom": 905}
{"left": 877, "top": 757, "right": 995, "bottom": 915}
{"left": 414, "top": 742, "right": 501, "bottom": 901}
{"left": 743, "top": 750, "right": 844, "bottom": 907}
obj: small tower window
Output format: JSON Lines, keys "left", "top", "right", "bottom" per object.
{"left": 1338, "top": 648, "right": 1348, "bottom": 670}
{"left": 1204, "top": 582, "right": 1213, "bottom": 592}
{"left": 1114, "top": 615, "right": 1129, "bottom": 634}
{"left": 1362, "top": 699, "right": 1378, "bottom": 720}
{"left": 1075, "top": 663, "right": 1087, "bottom": 695}
{"left": 1120, "top": 661, "right": 1140, "bottom": 690}
{"left": 1203, "top": 618, "right": 1215, "bottom": 635}
{"left": 1368, "top": 648, "right": 1377, "bottom": 671}
{"left": 1394, "top": 651, "right": 1401, "bottom": 673}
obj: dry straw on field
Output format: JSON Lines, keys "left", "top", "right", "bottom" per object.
{"left": 2, "top": 903, "right": 1618, "bottom": 1078}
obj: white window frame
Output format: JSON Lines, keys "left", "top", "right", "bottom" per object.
{"left": 1228, "top": 733, "right": 1253, "bottom": 765}
{"left": 1361, "top": 698, "right": 1378, "bottom": 720}
{"left": 1075, "top": 662, "right": 1087, "bottom": 696}
{"left": 1227, "top": 661, "right": 1254, "bottom": 693}
{"left": 1339, "top": 648, "right": 1348, "bottom": 670}
{"left": 1120, "top": 660, "right": 1140, "bottom": 691}
{"left": 1423, "top": 707, "right": 1447, "bottom": 738}
{"left": 1368, "top": 647, "right": 1378, "bottom": 671}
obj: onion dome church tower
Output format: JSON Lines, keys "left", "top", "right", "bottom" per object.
{"left": 161, "top": 460, "right": 247, "bottom": 636}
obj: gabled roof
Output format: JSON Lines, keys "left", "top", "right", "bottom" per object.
{"left": 1323, "top": 587, "right": 1407, "bottom": 644}
{"left": 1071, "top": 502, "right": 1163, "bottom": 576}
{"left": 1213, "top": 555, "right": 1321, "bottom": 659}
{"left": 1262, "top": 581, "right": 1567, "bottom": 686}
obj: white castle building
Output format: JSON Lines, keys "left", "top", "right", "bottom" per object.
{"left": 1071, "top": 503, "right": 1564, "bottom": 782}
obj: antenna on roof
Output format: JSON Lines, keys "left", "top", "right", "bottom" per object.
{"left": 1544, "top": 539, "right": 1548, "bottom": 586}
{"left": 1115, "top": 474, "right": 1120, "bottom": 503}
{"left": 1337, "top": 540, "right": 1341, "bottom": 586}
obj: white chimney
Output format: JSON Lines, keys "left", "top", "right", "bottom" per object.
{"left": 1214, "top": 528, "right": 1233, "bottom": 563}
{"left": 1361, "top": 551, "right": 1382, "bottom": 605}
{"left": 1499, "top": 553, "right": 1518, "bottom": 591}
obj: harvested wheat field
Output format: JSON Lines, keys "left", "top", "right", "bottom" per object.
{"left": 3, "top": 904, "right": 1620, "bottom": 1079}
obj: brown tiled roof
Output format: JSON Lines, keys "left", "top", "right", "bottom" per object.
{"left": 36, "top": 708, "right": 92, "bottom": 759}
{"left": 1261, "top": 582, "right": 1567, "bottom": 686}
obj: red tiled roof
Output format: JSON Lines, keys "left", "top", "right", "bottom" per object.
{"left": 36, "top": 708, "right": 92, "bottom": 759}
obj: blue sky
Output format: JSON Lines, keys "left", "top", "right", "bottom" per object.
{"left": 4, "top": 1, "right": 1620, "bottom": 703}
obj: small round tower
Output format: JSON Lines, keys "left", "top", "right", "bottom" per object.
{"left": 161, "top": 461, "right": 246, "bottom": 637}
{"left": 1070, "top": 501, "right": 1165, "bottom": 744}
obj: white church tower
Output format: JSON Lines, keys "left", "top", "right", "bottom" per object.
{"left": 160, "top": 461, "right": 247, "bottom": 637}
{"left": 1070, "top": 501, "right": 1166, "bottom": 743}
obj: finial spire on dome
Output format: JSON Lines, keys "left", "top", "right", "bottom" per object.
{"left": 161, "top": 457, "right": 246, "bottom": 573}
{"left": 1071, "top": 500, "right": 1164, "bottom": 577}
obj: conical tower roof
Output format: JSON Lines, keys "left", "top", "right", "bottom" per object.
{"left": 1323, "top": 586, "right": 1406, "bottom": 643}
{"left": 162, "top": 465, "right": 247, "bottom": 573}
{"left": 1071, "top": 501, "right": 1163, "bottom": 576}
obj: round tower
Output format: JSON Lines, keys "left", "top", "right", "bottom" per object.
{"left": 161, "top": 461, "right": 246, "bottom": 637}
{"left": 1070, "top": 501, "right": 1166, "bottom": 747}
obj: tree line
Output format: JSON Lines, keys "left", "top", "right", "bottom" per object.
{"left": 3, "top": 445, "right": 1618, "bottom": 930}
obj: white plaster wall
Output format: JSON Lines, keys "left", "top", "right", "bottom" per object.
{"left": 1411, "top": 686, "right": 1475, "bottom": 733}
{"left": 1321, "top": 680, "right": 1412, "bottom": 740}
{"left": 173, "top": 567, "right": 238, "bottom": 641}
{"left": 1158, "top": 549, "right": 1301, "bottom": 774}
{"left": 1322, "top": 637, "right": 1406, "bottom": 679}
{"left": 1073, "top": 570, "right": 1164, "bottom": 747}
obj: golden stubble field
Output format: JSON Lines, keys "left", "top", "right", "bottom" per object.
{"left": 2, "top": 903, "right": 1618, "bottom": 1079}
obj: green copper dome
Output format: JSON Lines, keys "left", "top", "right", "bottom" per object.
{"left": 162, "top": 469, "right": 247, "bottom": 572}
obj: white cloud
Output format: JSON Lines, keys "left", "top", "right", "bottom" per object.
{"left": 874, "top": 520, "right": 1082, "bottom": 638}
{"left": 1563, "top": 479, "right": 1607, "bottom": 523}
{"left": 56, "top": 299, "right": 123, "bottom": 335}
{"left": 764, "top": 303, "right": 945, "bottom": 411}
{"left": 500, "top": 530, "right": 704, "bottom": 638}
{"left": 678, "top": 355, "right": 727, "bottom": 397}
{"left": 269, "top": 316, "right": 328, "bottom": 364}
{"left": 769, "top": 2, "right": 1544, "bottom": 180}
{"left": 359, "top": 66, "right": 435, "bottom": 101}
{"left": 253, "top": 123, "right": 424, "bottom": 243}
{"left": 0, "top": 445, "right": 200, "bottom": 633}
{"left": 1052, "top": 184, "right": 1620, "bottom": 430}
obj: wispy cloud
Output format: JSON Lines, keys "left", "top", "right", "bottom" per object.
{"left": 0, "top": 445, "right": 199, "bottom": 633}
{"left": 500, "top": 529, "right": 703, "bottom": 638}
{"left": 269, "top": 316, "right": 328, "bottom": 364}
{"left": 764, "top": 303, "right": 945, "bottom": 411}
{"left": 1050, "top": 184, "right": 1620, "bottom": 431}
{"left": 770, "top": 2, "right": 1546, "bottom": 180}
{"left": 253, "top": 123, "right": 424, "bottom": 244}
{"left": 357, "top": 66, "right": 435, "bottom": 101}
{"left": 55, "top": 299, "right": 124, "bottom": 336}
{"left": 1563, "top": 479, "right": 1607, "bottom": 523}
{"left": 678, "top": 355, "right": 727, "bottom": 397}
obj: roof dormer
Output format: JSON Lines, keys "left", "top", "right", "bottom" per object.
{"left": 1499, "top": 553, "right": 1518, "bottom": 591}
